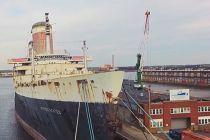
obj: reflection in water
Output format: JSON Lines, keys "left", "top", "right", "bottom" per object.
{"left": 0, "top": 78, "right": 32, "bottom": 140}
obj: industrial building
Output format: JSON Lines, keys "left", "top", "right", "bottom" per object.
{"left": 120, "top": 79, "right": 210, "bottom": 135}
{"left": 142, "top": 64, "right": 210, "bottom": 87}
{"left": 138, "top": 99, "right": 210, "bottom": 133}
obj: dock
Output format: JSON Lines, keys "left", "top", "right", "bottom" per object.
{"left": 116, "top": 123, "right": 162, "bottom": 140}
{"left": 0, "top": 70, "right": 13, "bottom": 77}
{"left": 142, "top": 64, "right": 210, "bottom": 87}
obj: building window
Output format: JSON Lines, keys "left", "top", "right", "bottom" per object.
{"left": 198, "top": 107, "right": 201, "bottom": 112}
{"left": 150, "top": 119, "right": 163, "bottom": 128}
{"left": 171, "top": 107, "right": 190, "bottom": 114}
{"left": 159, "top": 109, "right": 162, "bottom": 114}
{"left": 180, "top": 108, "right": 183, "bottom": 113}
{"left": 153, "top": 109, "right": 155, "bottom": 114}
{"left": 205, "top": 107, "right": 208, "bottom": 112}
{"left": 198, "top": 116, "right": 210, "bottom": 125}
{"left": 150, "top": 108, "right": 163, "bottom": 115}
{"left": 198, "top": 106, "right": 210, "bottom": 112}
{"left": 170, "top": 109, "right": 173, "bottom": 114}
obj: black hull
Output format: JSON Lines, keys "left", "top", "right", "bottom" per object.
{"left": 15, "top": 93, "right": 119, "bottom": 140}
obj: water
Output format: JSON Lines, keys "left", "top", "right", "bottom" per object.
{"left": 125, "top": 72, "right": 210, "bottom": 98}
{"left": 0, "top": 74, "right": 210, "bottom": 139}
{"left": 0, "top": 78, "right": 32, "bottom": 140}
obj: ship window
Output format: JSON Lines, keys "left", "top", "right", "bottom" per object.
{"left": 17, "top": 70, "right": 26, "bottom": 75}
{"left": 41, "top": 80, "right": 47, "bottom": 85}
{"left": 54, "top": 82, "right": 60, "bottom": 86}
{"left": 32, "top": 83, "right": 37, "bottom": 87}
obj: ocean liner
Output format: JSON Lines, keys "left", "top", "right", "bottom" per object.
{"left": 9, "top": 13, "right": 124, "bottom": 140}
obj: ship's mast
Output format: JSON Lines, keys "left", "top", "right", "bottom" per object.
{"left": 82, "top": 40, "right": 88, "bottom": 70}
{"left": 28, "top": 41, "right": 35, "bottom": 81}
{"left": 45, "top": 13, "right": 52, "bottom": 54}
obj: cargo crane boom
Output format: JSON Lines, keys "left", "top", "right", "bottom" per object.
{"left": 135, "top": 11, "right": 150, "bottom": 89}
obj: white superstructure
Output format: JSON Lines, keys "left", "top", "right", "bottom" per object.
{"left": 9, "top": 52, "right": 124, "bottom": 103}
{"left": 9, "top": 13, "right": 124, "bottom": 104}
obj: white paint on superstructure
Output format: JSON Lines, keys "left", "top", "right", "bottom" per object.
{"left": 15, "top": 70, "right": 124, "bottom": 103}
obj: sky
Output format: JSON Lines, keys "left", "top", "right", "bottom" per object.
{"left": 0, "top": 0, "right": 210, "bottom": 70}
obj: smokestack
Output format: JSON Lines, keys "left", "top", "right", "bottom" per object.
{"left": 31, "top": 13, "right": 53, "bottom": 55}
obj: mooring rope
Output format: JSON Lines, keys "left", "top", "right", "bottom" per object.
{"left": 74, "top": 102, "right": 81, "bottom": 140}
{"left": 82, "top": 82, "right": 95, "bottom": 140}
{"left": 119, "top": 98, "right": 157, "bottom": 140}
{"left": 123, "top": 89, "right": 172, "bottom": 140}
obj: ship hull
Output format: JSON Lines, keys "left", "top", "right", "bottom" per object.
{"left": 15, "top": 93, "right": 118, "bottom": 140}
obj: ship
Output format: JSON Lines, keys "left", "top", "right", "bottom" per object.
{"left": 8, "top": 13, "right": 124, "bottom": 140}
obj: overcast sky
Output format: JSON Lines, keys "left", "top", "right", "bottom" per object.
{"left": 0, "top": 0, "right": 210, "bottom": 70}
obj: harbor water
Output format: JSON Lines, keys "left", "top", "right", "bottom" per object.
{"left": 0, "top": 78, "right": 32, "bottom": 140}
{"left": 125, "top": 72, "right": 210, "bottom": 98}
{"left": 0, "top": 73, "right": 210, "bottom": 139}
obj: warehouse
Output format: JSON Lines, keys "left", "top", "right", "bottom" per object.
{"left": 136, "top": 89, "right": 210, "bottom": 133}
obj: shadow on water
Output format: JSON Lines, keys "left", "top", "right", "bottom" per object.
{"left": 0, "top": 78, "right": 33, "bottom": 140}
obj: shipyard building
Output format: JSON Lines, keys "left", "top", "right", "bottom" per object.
{"left": 139, "top": 98, "right": 210, "bottom": 133}
{"left": 120, "top": 80, "right": 210, "bottom": 135}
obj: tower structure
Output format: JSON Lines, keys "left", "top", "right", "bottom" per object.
{"left": 136, "top": 10, "right": 151, "bottom": 88}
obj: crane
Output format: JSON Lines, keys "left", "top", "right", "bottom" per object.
{"left": 134, "top": 10, "right": 151, "bottom": 89}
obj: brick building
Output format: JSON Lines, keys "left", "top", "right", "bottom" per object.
{"left": 138, "top": 100, "right": 210, "bottom": 133}
{"left": 120, "top": 79, "right": 210, "bottom": 135}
